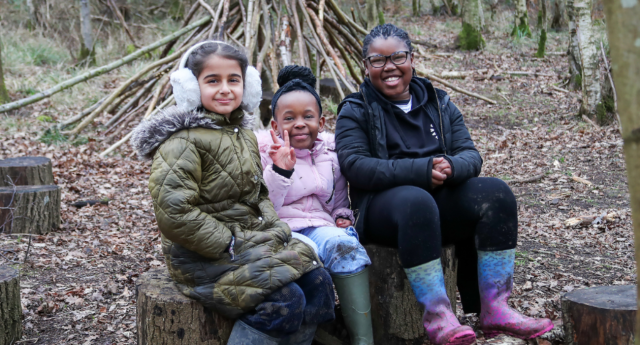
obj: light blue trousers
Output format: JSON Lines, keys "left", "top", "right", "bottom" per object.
{"left": 298, "top": 226, "right": 371, "bottom": 275}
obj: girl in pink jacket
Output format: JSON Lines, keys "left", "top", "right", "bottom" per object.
{"left": 257, "top": 65, "right": 373, "bottom": 345}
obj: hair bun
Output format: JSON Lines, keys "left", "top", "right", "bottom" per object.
{"left": 277, "top": 65, "right": 316, "bottom": 88}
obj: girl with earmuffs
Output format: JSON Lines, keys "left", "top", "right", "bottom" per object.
{"left": 131, "top": 41, "right": 335, "bottom": 345}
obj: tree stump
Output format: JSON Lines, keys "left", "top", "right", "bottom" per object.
{"left": 136, "top": 268, "right": 235, "bottom": 345}
{"left": 0, "top": 157, "right": 54, "bottom": 187}
{"left": 562, "top": 285, "right": 636, "bottom": 345}
{"left": 316, "top": 246, "right": 457, "bottom": 345}
{"left": 0, "top": 266, "right": 22, "bottom": 344}
{"left": 0, "top": 185, "right": 61, "bottom": 234}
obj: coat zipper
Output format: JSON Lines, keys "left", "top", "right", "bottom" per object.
{"left": 433, "top": 95, "right": 447, "bottom": 155}
{"left": 325, "top": 166, "right": 336, "bottom": 204}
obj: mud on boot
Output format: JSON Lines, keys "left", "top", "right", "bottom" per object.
{"left": 478, "top": 249, "right": 554, "bottom": 339}
{"left": 405, "top": 259, "right": 476, "bottom": 345}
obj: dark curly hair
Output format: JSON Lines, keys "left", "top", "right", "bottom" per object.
{"left": 271, "top": 65, "right": 322, "bottom": 118}
{"left": 185, "top": 41, "right": 249, "bottom": 80}
{"left": 362, "top": 23, "right": 413, "bottom": 58}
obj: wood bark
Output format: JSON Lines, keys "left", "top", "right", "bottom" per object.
{"left": 0, "top": 157, "right": 54, "bottom": 187}
{"left": 26, "top": 0, "right": 39, "bottom": 30}
{"left": 459, "top": 0, "right": 485, "bottom": 50}
{"left": 136, "top": 268, "right": 234, "bottom": 345}
{"left": 512, "top": 0, "right": 532, "bottom": 37}
{"left": 575, "top": 0, "right": 602, "bottom": 120}
{"left": 550, "top": 0, "right": 567, "bottom": 29}
{"left": 0, "top": 266, "right": 21, "bottom": 345}
{"left": 79, "top": 0, "right": 95, "bottom": 64}
{"left": 567, "top": 0, "right": 582, "bottom": 90}
{"left": 602, "top": 1, "right": 640, "bottom": 341}
{"left": 0, "top": 40, "right": 8, "bottom": 105}
{"left": 562, "top": 285, "right": 636, "bottom": 345}
{"left": 317, "top": 246, "right": 457, "bottom": 345}
{"left": 365, "top": 0, "right": 379, "bottom": 30}
{"left": 536, "top": 0, "right": 548, "bottom": 58}
{"left": 0, "top": 185, "right": 60, "bottom": 235}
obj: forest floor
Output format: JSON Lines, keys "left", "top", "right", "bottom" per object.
{"left": 0, "top": 6, "right": 632, "bottom": 345}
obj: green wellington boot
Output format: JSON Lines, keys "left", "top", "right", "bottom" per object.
{"left": 332, "top": 268, "right": 375, "bottom": 345}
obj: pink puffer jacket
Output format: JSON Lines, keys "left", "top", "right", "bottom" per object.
{"left": 256, "top": 130, "right": 355, "bottom": 232}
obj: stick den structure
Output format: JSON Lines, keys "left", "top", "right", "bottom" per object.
{"left": 36, "top": 0, "right": 368, "bottom": 156}
{"left": 0, "top": 0, "right": 497, "bottom": 156}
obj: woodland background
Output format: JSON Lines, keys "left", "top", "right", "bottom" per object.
{"left": 0, "top": 0, "right": 634, "bottom": 343}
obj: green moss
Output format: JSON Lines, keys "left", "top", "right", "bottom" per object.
{"left": 378, "top": 11, "right": 385, "bottom": 25}
{"left": 535, "top": 29, "right": 547, "bottom": 57}
{"left": 511, "top": 16, "right": 532, "bottom": 38}
{"left": 459, "top": 22, "right": 485, "bottom": 50}
{"left": 594, "top": 96, "right": 615, "bottom": 124}
{"left": 78, "top": 45, "right": 96, "bottom": 66}
{"left": 573, "top": 73, "right": 582, "bottom": 90}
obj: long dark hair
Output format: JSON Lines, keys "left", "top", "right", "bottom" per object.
{"left": 362, "top": 23, "right": 413, "bottom": 58}
{"left": 185, "top": 42, "right": 249, "bottom": 80}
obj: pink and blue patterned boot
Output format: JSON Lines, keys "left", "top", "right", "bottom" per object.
{"left": 478, "top": 249, "right": 554, "bottom": 339}
{"left": 405, "top": 260, "right": 476, "bottom": 345}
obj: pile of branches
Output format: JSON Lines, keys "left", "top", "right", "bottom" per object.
{"left": 0, "top": 0, "right": 369, "bottom": 156}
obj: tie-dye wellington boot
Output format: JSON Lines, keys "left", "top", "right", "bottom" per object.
{"left": 405, "top": 259, "right": 476, "bottom": 345}
{"left": 478, "top": 249, "right": 554, "bottom": 339}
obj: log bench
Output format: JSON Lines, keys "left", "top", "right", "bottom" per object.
{"left": 562, "top": 285, "right": 636, "bottom": 345}
{"left": 136, "top": 246, "right": 457, "bottom": 345}
{"left": 0, "top": 266, "right": 22, "bottom": 345}
{"left": 0, "top": 157, "right": 60, "bottom": 234}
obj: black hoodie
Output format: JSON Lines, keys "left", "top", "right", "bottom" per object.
{"left": 365, "top": 78, "right": 442, "bottom": 160}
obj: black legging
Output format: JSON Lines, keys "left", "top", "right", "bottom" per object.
{"left": 364, "top": 177, "right": 518, "bottom": 268}
{"left": 365, "top": 177, "right": 517, "bottom": 313}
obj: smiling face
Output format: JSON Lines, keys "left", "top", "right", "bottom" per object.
{"left": 271, "top": 91, "right": 325, "bottom": 150}
{"left": 197, "top": 54, "right": 244, "bottom": 117}
{"left": 364, "top": 37, "right": 415, "bottom": 101}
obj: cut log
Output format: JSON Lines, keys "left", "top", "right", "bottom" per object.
{"left": 0, "top": 185, "right": 61, "bottom": 234}
{"left": 317, "top": 246, "right": 457, "bottom": 345}
{"left": 136, "top": 268, "right": 235, "bottom": 345}
{"left": 0, "top": 157, "right": 54, "bottom": 187}
{"left": 0, "top": 266, "right": 22, "bottom": 344}
{"left": 562, "top": 285, "right": 636, "bottom": 345}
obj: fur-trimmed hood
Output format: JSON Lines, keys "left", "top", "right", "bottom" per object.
{"left": 130, "top": 106, "right": 254, "bottom": 160}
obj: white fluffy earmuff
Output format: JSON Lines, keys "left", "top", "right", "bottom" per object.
{"left": 170, "top": 40, "right": 262, "bottom": 112}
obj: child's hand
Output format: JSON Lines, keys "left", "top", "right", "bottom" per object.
{"left": 336, "top": 218, "right": 352, "bottom": 228}
{"left": 269, "top": 129, "right": 296, "bottom": 170}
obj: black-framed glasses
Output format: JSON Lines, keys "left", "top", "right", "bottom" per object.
{"left": 364, "top": 51, "right": 410, "bottom": 68}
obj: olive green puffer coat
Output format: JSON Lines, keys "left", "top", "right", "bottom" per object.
{"left": 131, "top": 106, "right": 322, "bottom": 318}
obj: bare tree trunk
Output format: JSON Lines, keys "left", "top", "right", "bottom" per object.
{"left": 511, "top": 0, "right": 532, "bottom": 37}
{"left": 550, "top": 0, "right": 567, "bottom": 29}
{"left": 365, "top": 0, "right": 379, "bottom": 29}
{"left": 26, "top": 0, "right": 39, "bottom": 30}
{"left": 413, "top": 0, "right": 420, "bottom": 16}
{"left": 459, "top": 0, "right": 485, "bottom": 50}
{"left": 602, "top": 2, "right": 640, "bottom": 341}
{"left": 567, "top": 0, "right": 582, "bottom": 90}
{"left": 488, "top": 0, "right": 499, "bottom": 21}
{"left": 79, "top": 0, "right": 96, "bottom": 65}
{"left": 0, "top": 40, "right": 9, "bottom": 105}
{"left": 575, "top": 0, "right": 602, "bottom": 121}
{"left": 536, "top": 0, "right": 548, "bottom": 57}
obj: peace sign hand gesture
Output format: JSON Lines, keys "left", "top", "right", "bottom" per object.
{"left": 269, "top": 129, "right": 296, "bottom": 171}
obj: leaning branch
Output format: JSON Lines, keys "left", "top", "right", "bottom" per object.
{"left": 0, "top": 16, "right": 211, "bottom": 114}
{"left": 417, "top": 69, "right": 497, "bottom": 105}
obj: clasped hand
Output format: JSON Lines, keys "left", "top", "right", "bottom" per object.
{"left": 432, "top": 157, "right": 452, "bottom": 187}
